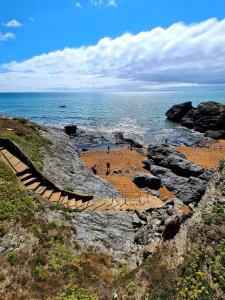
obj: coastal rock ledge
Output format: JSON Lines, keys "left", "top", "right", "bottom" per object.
{"left": 166, "top": 101, "right": 225, "bottom": 139}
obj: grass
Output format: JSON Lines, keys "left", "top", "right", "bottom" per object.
{"left": 177, "top": 202, "right": 225, "bottom": 299}
{"left": 0, "top": 117, "right": 50, "bottom": 170}
{"left": 0, "top": 158, "right": 113, "bottom": 299}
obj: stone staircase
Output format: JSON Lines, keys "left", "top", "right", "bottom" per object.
{"left": 0, "top": 138, "right": 162, "bottom": 212}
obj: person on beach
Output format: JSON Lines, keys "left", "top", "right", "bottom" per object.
{"left": 108, "top": 146, "right": 110, "bottom": 153}
{"left": 92, "top": 165, "right": 97, "bottom": 175}
{"left": 106, "top": 161, "right": 110, "bottom": 175}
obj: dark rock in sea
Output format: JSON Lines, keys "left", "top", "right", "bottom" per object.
{"left": 150, "top": 164, "right": 187, "bottom": 195}
{"left": 204, "top": 130, "right": 225, "bottom": 140}
{"left": 166, "top": 101, "right": 193, "bottom": 122}
{"left": 176, "top": 177, "right": 207, "bottom": 204}
{"left": 166, "top": 101, "right": 225, "bottom": 139}
{"left": 162, "top": 215, "right": 181, "bottom": 240}
{"left": 114, "top": 132, "right": 143, "bottom": 148}
{"left": 133, "top": 172, "right": 161, "bottom": 190}
{"left": 64, "top": 125, "right": 77, "bottom": 135}
{"left": 148, "top": 144, "right": 204, "bottom": 177}
{"left": 185, "top": 101, "right": 225, "bottom": 132}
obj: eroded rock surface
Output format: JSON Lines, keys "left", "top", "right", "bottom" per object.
{"left": 41, "top": 127, "right": 121, "bottom": 199}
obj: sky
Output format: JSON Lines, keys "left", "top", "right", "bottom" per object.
{"left": 0, "top": 0, "right": 225, "bottom": 91}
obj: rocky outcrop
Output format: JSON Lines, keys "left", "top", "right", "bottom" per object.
{"left": 166, "top": 101, "right": 193, "bottom": 122}
{"left": 146, "top": 144, "right": 212, "bottom": 204}
{"left": 133, "top": 172, "right": 161, "bottom": 190}
{"left": 64, "top": 125, "right": 77, "bottom": 135}
{"left": 204, "top": 130, "right": 225, "bottom": 140}
{"left": 148, "top": 144, "right": 204, "bottom": 178}
{"left": 166, "top": 101, "right": 225, "bottom": 139}
{"left": 40, "top": 127, "right": 121, "bottom": 199}
{"left": 114, "top": 132, "right": 143, "bottom": 148}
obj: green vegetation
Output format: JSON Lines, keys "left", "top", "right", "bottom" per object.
{"left": 0, "top": 158, "right": 113, "bottom": 299}
{"left": 177, "top": 202, "right": 225, "bottom": 300}
{"left": 0, "top": 117, "right": 50, "bottom": 169}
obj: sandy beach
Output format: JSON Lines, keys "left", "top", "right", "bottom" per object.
{"left": 81, "top": 140, "right": 225, "bottom": 203}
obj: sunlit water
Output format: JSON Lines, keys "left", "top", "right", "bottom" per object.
{"left": 0, "top": 91, "right": 225, "bottom": 145}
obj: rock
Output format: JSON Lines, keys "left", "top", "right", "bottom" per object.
{"left": 174, "top": 198, "right": 184, "bottom": 206}
{"left": 162, "top": 215, "right": 181, "bottom": 240}
{"left": 148, "top": 189, "right": 160, "bottom": 197}
{"left": 135, "top": 210, "right": 148, "bottom": 222}
{"left": 114, "top": 132, "right": 143, "bottom": 148}
{"left": 167, "top": 101, "right": 225, "bottom": 139}
{"left": 148, "top": 144, "right": 204, "bottom": 177}
{"left": 133, "top": 172, "right": 161, "bottom": 190}
{"left": 166, "top": 101, "right": 193, "bottom": 122}
{"left": 199, "top": 169, "right": 214, "bottom": 182}
{"left": 182, "top": 101, "right": 225, "bottom": 133}
{"left": 176, "top": 177, "right": 207, "bottom": 204}
{"left": 204, "top": 130, "right": 225, "bottom": 140}
{"left": 64, "top": 125, "right": 77, "bottom": 135}
{"left": 150, "top": 164, "right": 187, "bottom": 195}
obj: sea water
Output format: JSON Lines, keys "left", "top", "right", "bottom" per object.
{"left": 0, "top": 90, "right": 225, "bottom": 145}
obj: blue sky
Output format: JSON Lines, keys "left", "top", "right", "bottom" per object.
{"left": 0, "top": 0, "right": 225, "bottom": 91}
{"left": 1, "top": 0, "right": 225, "bottom": 63}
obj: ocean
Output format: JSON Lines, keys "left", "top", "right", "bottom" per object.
{"left": 1, "top": 91, "right": 225, "bottom": 146}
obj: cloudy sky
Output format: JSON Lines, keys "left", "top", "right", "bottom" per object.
{"left": 0, "top": 0, "right": 225, "bottom": 91}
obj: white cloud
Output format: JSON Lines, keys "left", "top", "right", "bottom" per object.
{"left": 90, "top": 0, "right": 117, "bottom": 7}
{"left": 108, "top": 0, "right": 117, "bottom": 7}
{"left": 0, "top": 32, "right": 15, "bottom": 41}
{"left": 4, "top": 19, "right": 22, "bottom": 28}
{"left": 1, "top": 18, "right": 225, "bottom": 91}
{"left": 75, "top": 2, "right": 82, "bottom": 9}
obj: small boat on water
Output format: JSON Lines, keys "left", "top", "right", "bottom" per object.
{"left": 59, "top": 105, "right": 66, "bottom": 108}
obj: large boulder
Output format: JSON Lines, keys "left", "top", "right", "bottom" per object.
{"left": 176, "top": 177, "right": 207, "bottom": 204}
{"left": 162, "top": 215, "right": 181, "bottom": 240}
{"left": 148, "top": 144, "right": 204, "bottom": 177}
{"left": 181, "top": 101, "right": 225, "bottom": 133}
{"left": 133, "top": 172, "right": 161, "bottom": 190}
{"left": 166, "top": 101, "right": 193, "bottom": 122}
{"left": 64, "top": 125, "right": 77, "bottom": 135}
{"left": 150, "top": 165, "right": 187, "bottom": 195}
{"left": 204, "top": 130, "right": 225, "bottom": 140}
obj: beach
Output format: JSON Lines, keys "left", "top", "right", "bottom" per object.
{"left": 81, "top": 139, "right": 225, "bottom": 203}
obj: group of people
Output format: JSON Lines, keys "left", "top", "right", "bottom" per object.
{"left": 91, "top": 146, "right": 111, "bottom": 176}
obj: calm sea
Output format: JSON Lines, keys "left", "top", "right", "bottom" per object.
{"left": 1, "top": 91, "right": 225, "bottom": 145}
